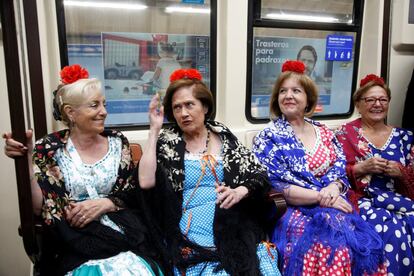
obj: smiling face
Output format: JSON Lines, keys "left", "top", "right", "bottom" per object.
{"left": 172, "top": 86, "right": 208, "bottom": 136}
{"left": 278, "top": 77, "right": 308, "bottom": 120}
{"left": 68, "top": 89, "right": 107, "bottom": 135}
{"left": 356, "top": 85, "right": 389, "bottom": 124}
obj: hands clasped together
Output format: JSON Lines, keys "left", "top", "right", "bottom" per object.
{"left": 3, "top": 130, "right": 117, "bottom": 228}
{"left": 318, "top": 182, "right": 352, "bottom": 213}
{"left": 355, "top": 156, "right": 402, "bottom": 178}
{"left": 65, "top": 198, "right": 115, "bottom": 228}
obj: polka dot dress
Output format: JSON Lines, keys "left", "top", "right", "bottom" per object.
{"left": 175, "top": 153, "right": 280, "bottom": 276}
{"left": 305, "top": 126, "right": 334, "bottom": 177}
{"left": 284, "top": 209, "right": 355, "bottom": 275}
{"left": 358, "top": 128, "right": 414, "bottom": 275}
{"left": 282, "top": 126, "right": 387, "bottom": 276}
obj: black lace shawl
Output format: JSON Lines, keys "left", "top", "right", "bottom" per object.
{"left": 151, "top": 121, "right": 273, "bottom": 275}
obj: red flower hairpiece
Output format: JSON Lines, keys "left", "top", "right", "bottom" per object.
{"left": 60, "top": 64, "right": 89, "bottom": 84}
{"left": 360, "top": 74, "right": 385, "bottom": 87}
{"left": 281, "top": 60, "right": 306, "bottom": 74}
{"left": 170, "top": 69, "right": 202, "bottom": 82}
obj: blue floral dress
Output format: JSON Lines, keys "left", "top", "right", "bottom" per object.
{"left": 253, "top": 117, "right": 385, "bottom": 275}
{"left": 174, "top": 152, "right": 280, "bottom": 276}
{"left": 56, "top": 137, "right": 158, "bottom": 276}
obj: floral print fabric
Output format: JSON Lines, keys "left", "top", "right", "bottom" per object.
{"left": 33, "top": 129, "right": 135, "bottom": 225}
{"left": 252, "top": 116, "right": 349, "bottom": 192}
{"left": 253, "top": 116, "right": 385, "bottom": 275}
{"left": 157, "top": 121, "right": 269, "bottom": 194}
{"left": 336, "top": 118, "right": 414, "bottom": 275}
{"left": 155, "top": 120, "right": 279, "bottom": 275}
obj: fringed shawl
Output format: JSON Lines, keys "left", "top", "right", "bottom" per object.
{"left": 253, "top": 116, "right": 384, "bottom": 275}
{"left": 253, "top": 116, "right": 350, "bottom": 192}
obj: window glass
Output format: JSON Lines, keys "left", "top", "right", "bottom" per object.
{"left": 61, "top": 0, "right": 212, "bottom": 127}
{"left": 250, "top": 28, "right": 356, "bottom": 119}
{"left": 261, "top": 0, "right": 354, "bottom": 24}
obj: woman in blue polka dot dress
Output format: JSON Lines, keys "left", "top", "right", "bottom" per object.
{"left": 337, "top": 74, "right": 414, "bottom": 276}
{"left": 138, "top": 69, "right": 281, "bottom": 275}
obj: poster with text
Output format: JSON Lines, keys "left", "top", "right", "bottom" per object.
{"left": 251, "top": 36, "right": 354, "bottom": 118}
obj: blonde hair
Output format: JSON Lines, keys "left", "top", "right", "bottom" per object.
{"left": 270, "top": 71, "right": 318, "bottom": 118}
{"left": 54, "top": 78, "right": 102, "bottom": 125}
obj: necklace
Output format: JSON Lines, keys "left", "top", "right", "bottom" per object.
{"left": 185, "top": 129, "right": 210, "bottom": 154}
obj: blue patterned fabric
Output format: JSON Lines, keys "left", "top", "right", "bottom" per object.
{"left": 253, "top": 116, "right": 385, "bottom": 275}
{"left": 253, "top": 116, "right": 350, "bottom": 192}
{"left": 68, "top": 252, "right": 157, "bottom": 276}
{"left": 358, "top": 128, "right": 414, "bottom": 275}
{"left": 175, "top": 153, "right": 280, "bottom": 276}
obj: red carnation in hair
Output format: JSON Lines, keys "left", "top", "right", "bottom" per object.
{"left": 360, "top": 74, "right": 385, "bottom": 87}
{"left": 60, "top": 64, "right": 89, "bottom": 84}
{"left": 281, "top": 60, "right": 306, "bottom": 74}
{"left": 170, "top": 69, "right": 202, "bottom": 82}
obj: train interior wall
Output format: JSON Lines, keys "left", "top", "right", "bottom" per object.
{"left": 0, "top": 0, "right": 413, "bottom": 274}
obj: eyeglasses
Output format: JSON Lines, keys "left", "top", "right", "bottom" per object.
{"left": 360, "top": 97, "right": 389, "bottom": 105}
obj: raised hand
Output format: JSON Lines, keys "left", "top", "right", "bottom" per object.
{"left": 148, "top": 93, "right": 164, "bottom": 132}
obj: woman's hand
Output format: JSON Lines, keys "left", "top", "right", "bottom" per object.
{"left": 354, "top": 157, "right": 388, "bottom": 176}
{"left": 3, "top": 130, "right": 33, "bottom": 158}
{"left": 383, "top": 160, "right": 403, "bottom": 178}
{"left": 330, "top": 196, "right": 353, "bottom": 213}
{"left": 65, "top": 198, "right": 116, "bottom": 228}
{"left": 149, "top": 94, "right": 164, "bottom": 132}
{"left": 215, "top": 185, "right": 248, "bottom": 209}
{"left": 318, "top": 182, "right": 340, "bottom": 207}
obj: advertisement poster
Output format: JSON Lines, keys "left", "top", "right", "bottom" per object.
{"left": 251, "top": 35, "right": 354, "bottom": 118}
{"left": 68, "top": 32, "right": 210, "bottom": 126}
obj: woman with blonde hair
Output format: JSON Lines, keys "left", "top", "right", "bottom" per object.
{"left": 3, "top": 65, "right": 166, "bottom": 275}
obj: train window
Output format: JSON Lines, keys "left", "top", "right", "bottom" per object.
{"left": 56, "top": 0, "right": 216, "bottom": 128}
{"left": 260, "top": 0, "right": 354, "bottom": 24}
{"left": 247, "top": 0, "right": 363, "bottom": 123}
